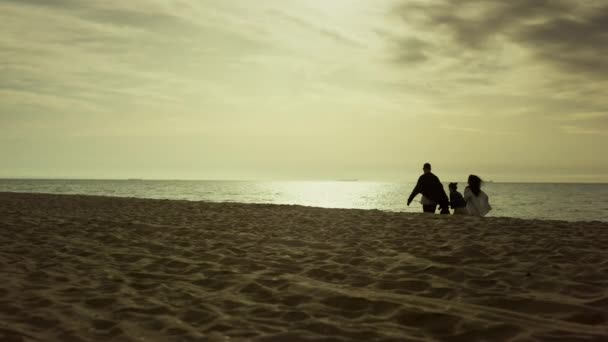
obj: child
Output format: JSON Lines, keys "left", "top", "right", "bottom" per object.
{"left": 449, "top": 182, "right": 468, "bottom": 215}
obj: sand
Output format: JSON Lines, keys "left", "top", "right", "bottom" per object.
{"left": 0, "top": 192, "right": 607, "bottom": 341}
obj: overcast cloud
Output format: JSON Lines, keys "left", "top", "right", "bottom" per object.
{"left": 1, "top": 0, "right": 606, "bottom": 181}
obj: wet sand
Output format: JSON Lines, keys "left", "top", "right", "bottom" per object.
{"left": 1, "top": 192, "right": 607, "bottom": 341}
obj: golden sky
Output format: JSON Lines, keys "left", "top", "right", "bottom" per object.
{"left": 1, "top": 0, "right": 607, "bottom": 182}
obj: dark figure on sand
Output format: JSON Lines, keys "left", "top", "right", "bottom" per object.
{"left": 448, "top": 182, "right": 467, "bottom": 215}
{"left": 464, "top": 174, "right": 492, "bottom": 217}
{"left": 407, "top": 163, "right": 450, "bottom": 214}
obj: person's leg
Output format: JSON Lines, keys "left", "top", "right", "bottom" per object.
{"left": 422, "top": 205, "right": 436, "bottom": 213}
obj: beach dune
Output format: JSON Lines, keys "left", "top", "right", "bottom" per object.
{"left": 1, "top": 192, "right": 607, "bottom": 341}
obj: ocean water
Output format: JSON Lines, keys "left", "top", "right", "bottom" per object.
{"left": 1, "top": 179, "right": 607, "bottom": 222}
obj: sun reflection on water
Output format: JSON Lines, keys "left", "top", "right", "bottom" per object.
{"left": 257, "top": 181, "right": 396, "bottom": 210}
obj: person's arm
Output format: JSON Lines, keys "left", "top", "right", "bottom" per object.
{"left": 484, "top": 192, "right": 492, "bottom": 211}
{"left": 407, "top": 177, "right": 422, "bottom": 205}
{"left": 433, "top": 175, "right": 449, "bottom": 210}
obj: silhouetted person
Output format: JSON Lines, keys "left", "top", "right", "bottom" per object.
{"left": 407, "top": 163, "right": 450, "bottom": 214}
{"left": 448, "top": 182, "right": 467, "bottom": 215}
{"left": 464, "top": 174, "right": 492, "bottom": 217}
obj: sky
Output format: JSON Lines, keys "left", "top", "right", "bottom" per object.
{"left": 1, "top": 0, "right": 607, "bottom": 182}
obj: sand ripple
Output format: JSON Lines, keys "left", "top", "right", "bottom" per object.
{"left": 1, "top": 192, "right": 607, "bottom": 341}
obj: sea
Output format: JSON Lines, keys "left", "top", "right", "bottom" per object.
{"left": 1, "top": 179, "right": 607, "bottom": 222}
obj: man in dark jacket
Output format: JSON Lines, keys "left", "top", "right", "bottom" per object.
{"left": 407, "top": 163, "right": 450, "bottom": 214}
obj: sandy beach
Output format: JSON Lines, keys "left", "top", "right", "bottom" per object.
{"left": 1, "top": 192, "right": 607, "bottom": 341}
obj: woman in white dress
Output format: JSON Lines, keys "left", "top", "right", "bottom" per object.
{"left": 463, "top": 175, "right": 492, "bottom": 217}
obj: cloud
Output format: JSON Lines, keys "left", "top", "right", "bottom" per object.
{"left": 0, "top": 0, "right": 395, "bottom": 140}
{"left": 440, "top": 125, "right": 518, "bottom": 136}
{"left": 1, "top": 0, "right": 607, "bottom": 180}
{"left": 557, "top": 112, "right": 608, "bottom": 122}
{"left": 514, "top": 8, "right": 608, "bottom": 76}
{"left": 1, "top": 0, "right": 85, "bottom": 9}
{"left": 0, "top": 0, "right": 255, "bottom": 138}
{"left": 385, "top": 0, "right": 608, "bottom": 136}
{"left": 393, "top": 37, "right": 430, "bottom": 63}
{"left": 560, "top": 125, "right": 607, "bottom": 136}
{"left": 267, "top": 9, "right": 364, "bottom": 48}
{"left": 554, "top": 111, "right": 608, "bottom": 136}
{"left": 393, "top": 0, "right": 608, "bottom": 77}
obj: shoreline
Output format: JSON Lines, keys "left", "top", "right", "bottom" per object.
{"left": 1, "top": 192, "right": 607, "bottom": 341}
{"left": 2, "top": 178, "right": 608, "bottom": 185}
{"left": 1, "top": 191, "right": 606, "bottom": 225}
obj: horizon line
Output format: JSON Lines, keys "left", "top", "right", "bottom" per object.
{"left": 1, "top": 177, "right": 608, "bottom": 185}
